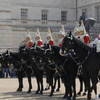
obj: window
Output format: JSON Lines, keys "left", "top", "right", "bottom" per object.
{"left": 41, "top": 10, "right": 48, "bottom": 20}
{"left": 21, "top": 9, "right": 28, "bottom": 19}
{"left": 95, "top": 6, "right": 100, "bottom": 21}
{"left": 61, "top": 11, "right": 67, "bottom": 21}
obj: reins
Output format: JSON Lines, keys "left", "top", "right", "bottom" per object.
{"left": 68, "top": 50, "right": 92, "bottom": 66}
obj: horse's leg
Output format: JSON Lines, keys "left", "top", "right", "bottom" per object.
{"left": 49, "top": 75, "right": 54, "bottom": 97}
{"left": 83, "top": 78, "right": 87, "bottom": 95}
{"left": 90, "top": 75, "right": 98, "bottom": 100}
{"left": 45, "top": 75, "right": 50, "bottom": 90}
{"left": 71, "top": 76, "right": 76, "bottom": 100}
{"left": 17, "top": 71, "right": 23, "bottom": 92}
{"left": 56, "top": 75, "right": 60, "bottom": 91}
{"left": 40, "top": 75, "right": 43, "bottom": 94}
{"left": 86, "top": 77, "right": 91, "bottom": 100}
{"left": 27, "top": 74, "right": 32, "bottom": 93}
{"left": 67, "top": 81, "right": 72, "bottom": 100}
{"left": 53, "top": 76, "right": 57, "bottom": 90}
{"left": 16, "top": 72, "right": 21, "bottom": 91}
{"left": 98, "top": 76, "right": 100, "bottom": 98}
{"left": 62, "top": 73, "right": 68, "bottom": 99}
{"left": 35, "top": 77, "right": 40, "bottom": 94}
{"left": 77, "top": 75, "right": 83, "bottom": 95}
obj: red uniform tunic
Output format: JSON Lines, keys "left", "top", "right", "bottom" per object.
{"left": 26, "top": 40, "right": 33, "bottom": 48}
{"left": 36, "top": 40, "right": 43, "bottom": 46}
{"left": 47, "top": 40, "right": 54, "bottom": 45}
{"left": 59, "top": 41, "right": 63, "bottom": 47}
{"left": 84, "top": 36, "right": 89, "bottom": 44}
{"left": 80, "top": 35, "right": 89, "bottom": 44}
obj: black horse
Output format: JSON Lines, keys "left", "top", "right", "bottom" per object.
{"left": 62, "top": 32, "right": 99, "bottom": 100}
{"left": 9, "top": 51, "right": 25, "bottom": 92}
{"left": 51, "top": 45, "right": 78, "bottom": 100}
{"left": 28, "top": 46, "right": 44, "bottom": 94}
{"left": 35, "top": 45, "right": 62, "bottom": 97}
{"left": 39, "top": 44, "right": 78, "bottom": 100}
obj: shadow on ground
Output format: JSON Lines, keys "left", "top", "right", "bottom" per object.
{"left": 0, "top": 91, "right": 97, "bottom": 100}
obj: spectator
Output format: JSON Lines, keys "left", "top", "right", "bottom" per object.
{"left": 2, "top": 62, "right": 9, "bottom": 78}
{"left": 10, "top": 64, "right": 13, "bottom": 78}
{"left": 0, "top": 63, "right": 3, "bottom": 78}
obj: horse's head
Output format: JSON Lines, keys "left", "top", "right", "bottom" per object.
{"left": 29, "top": 45, "right": 38, "bottom": 58}
{"left": 62, "top": 31, "right": 74, "bottom": 53}
{"left": 35, "top": 47, "right": 45, "bottom": 66}
{"left": 85, "top": 18, "right": 95, "bottom": 33}
{"left": 28, "top": 45, "right": 39, "bottom": 65}
{"left": 45, "top": 45, "right": 55, "bottom": 59}
{"left": 18, "top": 46, "right": 29, "bottom": 62}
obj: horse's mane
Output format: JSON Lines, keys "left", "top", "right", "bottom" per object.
{"left": 52, "top": 45, "right": 60, "bottom": 49}
{"left": 73, "top": 37, "right": 91, "bottom": 51}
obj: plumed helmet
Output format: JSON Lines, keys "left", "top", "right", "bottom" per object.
{"left": 35, "top": 28, "right": 40, "bottom": 38}
{"left": 46, "top": 28, "right": 52, "bottom": 39}
{"left": 74, "top": 22, "right": 79, "bottom": 35}
{"left": 26, "top": 30, "right": 31, "bottom": 39}
{"left": 58, "top": 25, "right": 65, "bottom": 36}
{"left": 35, "top": 28, "right": 42, "bottom": 41}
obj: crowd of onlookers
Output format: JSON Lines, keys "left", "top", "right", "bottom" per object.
{"left": 0, "top": 63, "right": 16, "bottom": 78}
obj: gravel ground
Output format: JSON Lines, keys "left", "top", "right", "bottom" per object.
{"left": 0, "top": 77, "right": 100, "bottom": 100}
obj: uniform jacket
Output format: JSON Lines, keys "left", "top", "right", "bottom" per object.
{"left": 80, "top": 34, "right": 89, "bottom": 44}
{"left": 36, "top": 40, "right": 43, "bottom": 46}
{"left": 58, "top": 38, "right": 64, "bottom": 47}
{"left": 26, "top": 40, "right": 33, "bottom": 48}
{"left": 93, "top": 38, "right": 100, "bottom": 52}
{"left": 46, "top": 39, "right": 54, "bottom": 45}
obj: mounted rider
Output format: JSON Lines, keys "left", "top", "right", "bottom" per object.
{"left": 58, "top": 25, "right": 65, "bottom": 47}
{"left": 45, "top": 28, "right": 54, "bottom": 90}
{"left": 46, "top": 28, "right": 54, "bottom": 45}
{"left": 90, "top": 34, "right": 100, "bottom": 54}
{"left": 35, "top": 28, "right": 43, "bottom": 47}
{"left": 26, "top": 30, "right": 34, "bottom": 48}
{"left": 79, "top": 20, "right": 89, "bottom": 44}
{"left": 73, "top": 22, "right": 80, "bottom": 39}
{"left": 58, "top": 25, "right": 65, "bottom": 56}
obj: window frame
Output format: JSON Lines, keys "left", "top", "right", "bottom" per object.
{"left": 41, "top": 10, "right": 48, "bottom": 21}
{"left": 61, "top": 11, "right": 67, "bottom": 21}
{"left": 21, "top": 9, "right": 28, "bottom": 20}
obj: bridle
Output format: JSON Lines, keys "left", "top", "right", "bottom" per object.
{"left": 62, "top": 43, "right": 92, "bottom": 66}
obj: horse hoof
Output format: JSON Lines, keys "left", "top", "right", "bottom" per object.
{"left": 45, "top": 87, "right": 50, "bottom": 90}
{"left": 83, "top": 92, "right": 86, "bottom": 96}
{"left": 62, "top": 95, "right": 68, "bottom": 99}
{"left": 99, "top": 94, "right": 100, "bottom": 98}
{"left": 49, "top": 93, "right": 53, "bottom": 97}
{"left": 17, "top": 88, "right": 20, "bottom": 91}
{"left": 35, "top": 91, "right": 39, "bottom": 94}
{"left": 40, "top": 91, "right": 43, "bottom": 94}
{"left": 72, "top": 98, "right": 76, "bottom": 100}
{"left": 17, "top": 89, "right": 22, "bottom": 92}
{"left": 67, "top": 98, "right": 71, "bottom": 100}
{"left": 27, "top": 90, "right": 31, "bottom": 93}
{"left": 56, "top": 89, "right": 60, "bottom": 91}
{"left": 77, "top": 92, "right": 81, "bottom": 95}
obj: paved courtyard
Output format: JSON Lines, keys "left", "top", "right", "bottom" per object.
{"left": 0, "top": 77, "right": 100, "bottom": 100}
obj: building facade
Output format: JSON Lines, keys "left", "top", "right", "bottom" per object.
{"left": 0, "top": 0, "right": 100, "bottom": 52}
